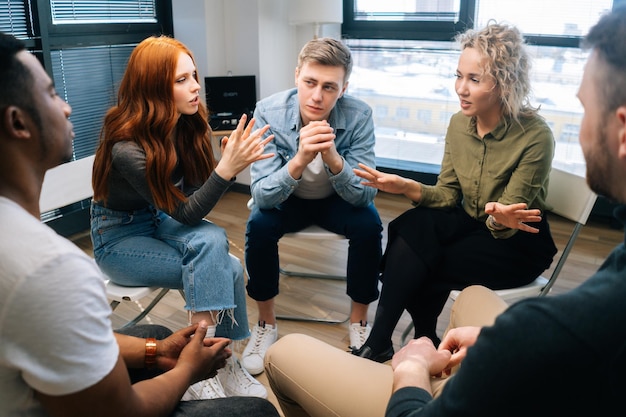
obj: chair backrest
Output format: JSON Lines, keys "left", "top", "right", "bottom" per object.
{"left": 39, "top": 155, "right": 178, "bottom": 330}
{"left": 545, "top": 167, "right": 596, "bottom": 226}
{"left": 40, "top": 155, "right": 95, "bottom": 214}
{"left": 450, "top": 167, "right": 597, "bottom": 301}
{"left": 537, "top": 167, "right": 597, "bottom": 295}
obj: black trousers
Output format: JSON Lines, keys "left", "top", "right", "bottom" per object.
{"left": 366, "top": 205, "right": 557, "bottom": 348}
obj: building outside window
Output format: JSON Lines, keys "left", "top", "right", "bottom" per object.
{"left": 343, "top": 0, "right": 617, "bottom": 177}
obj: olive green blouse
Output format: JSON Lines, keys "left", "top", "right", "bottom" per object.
{"left": 419, "top": 111, "right": 555, "bottom": 239}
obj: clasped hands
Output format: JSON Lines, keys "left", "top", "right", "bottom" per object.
{"left": 153, "top": 321, "right": 232, "bottom": 384}
{"left": 392, "top": 326, "right": 481, "bottom": 380}
{"left": 293, "top": 120, "right": 343, "bottom": 173}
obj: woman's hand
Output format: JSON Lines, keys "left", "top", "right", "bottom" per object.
{"left": 485, "top": 202, "right": 542, "bottom": 233}
{"left": 353, "top": 163, "right": 422, "bottom": 202}
{"left": 215, "top": 114, "right": 274, "bottom": 180}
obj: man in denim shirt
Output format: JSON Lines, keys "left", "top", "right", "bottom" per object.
{"left": 242, "top": 38, "right": 383, "bottom": 375}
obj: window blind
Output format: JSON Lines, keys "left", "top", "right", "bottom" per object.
{"left": 0, "top": 0, "right": 32, "bottom": 39}
{"left": 51, "top": 44, "right": 135, "bottom": 159}
{"left": 353, "top": 0, "right": 460, "bottom": 22}
{"left": 50, "top": 0, "right": 157, "bottom": 24}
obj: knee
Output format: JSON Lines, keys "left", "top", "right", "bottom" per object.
{"left": 348, "top": 210, "right": 383, "bottom": 237}
{"left": 229, "top": 254, "right": 245, "bottom": 279}
{"left": 187, "top": 222, "right": 229, "bottom": 253}
{"left": 246, "top": 210, "right": 281, "bottom": 241}
{"left": 198, "top": 220, "right": 228, "bottom": 241}
{"left": 449, "top": 285, "right": 509, "bottom": 328}
{"left": 455, "top": 285, "right": 497, "bottom": 305}
{"left": 265, "top": 333, "right": 313, "bottom": 369}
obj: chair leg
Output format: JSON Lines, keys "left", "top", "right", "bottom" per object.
{"left": 116, "top": 288, "right": 171, "bottom": 330}
{"left": 279, "top": 266, "right": 346, "bottom": 280}
{"left": 276, "top": 312, "right": 350, "bottom": 324}
{"left": 276, "top": 268, "right": 350, "bottom": 324}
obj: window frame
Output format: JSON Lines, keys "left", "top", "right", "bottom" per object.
{"left": 0, "top": 1, "right": 173, "bottom": 230}
{"left": 342, "top": 0, "right": 476, "bottom": 41}
{"left": 342, "top": 0, "right": 626, "bottom": 47}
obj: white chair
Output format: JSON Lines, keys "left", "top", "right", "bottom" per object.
{"left": 40, "top": 155, "right": 184, "bottom": 329}
{"left": 247, "top": 198, "right": 349, "bottom": 323}
{"left": 400, "top": 167, "right": 598, "bottom": 345}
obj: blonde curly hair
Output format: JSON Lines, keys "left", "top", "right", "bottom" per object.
{"left": 456, "top": 21, "right": 538, "bottom": 124}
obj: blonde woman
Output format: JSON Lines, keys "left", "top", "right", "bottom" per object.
{"left": 352, "top": 22, "right": 557, "bottom": 361}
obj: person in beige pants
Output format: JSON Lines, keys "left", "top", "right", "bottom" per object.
{"left": 267, "top": 8, "right": 626, "bottom": 416}
{"left": 264, "top": 285, "right": 508, "bottom": 417}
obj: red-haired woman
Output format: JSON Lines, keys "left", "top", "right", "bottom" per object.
{"left": 90, "top": 35, "right": 273, "bottom": 400}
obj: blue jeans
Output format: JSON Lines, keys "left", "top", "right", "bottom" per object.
{"left": 245, "top": 194, "right": 383, "bottom": 304}
{"left": 91, "top": 203, "right": 249, "bottom": 341}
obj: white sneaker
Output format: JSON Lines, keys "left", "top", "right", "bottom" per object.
{"left": 241, "top": 321, "right": 278, "bottom": 375}
{"left": 349, "top": 320, "right": 371, "bottom": 350}
{"left": 217, "top": 356, "right": 268, "bottom": 398}
{"left": 181, "top": 377, "right": 227, "bottom": 400}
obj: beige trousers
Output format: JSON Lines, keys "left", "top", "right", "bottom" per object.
{"left": 264, "top": 285, "right": 509, "bottom": 417}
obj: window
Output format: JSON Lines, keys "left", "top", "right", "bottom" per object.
{"left": 343, "top": 0, "right": 620, "bottom": 177}
{"left": 1, "top": 0, "right": 35, "bottom": 44}
{"left": 343, "top": 0, "right": 472, "bottom": 41}
{"left": 50, "top": 0, "right": 157, "bottom": 24}
{"left": 396, "top": 107, "right": 410, "bottom": 119}
{"left": 2, "top": 1, "right": 173, "bottom": 226}
{"left": 51, "top": 44, "right": 136, "bottom": 159}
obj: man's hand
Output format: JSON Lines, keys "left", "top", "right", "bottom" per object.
{"left": 289, "top": 120, "right": 340, "bottom": 178}
{"left": 296, "top": 120, "right": 336, "bottom": 163}
{"left": 391, "top": 337, "right": 452, "bottom": 395}
{"left": 176, "top": 321, "right": 232, "bottom": 383}
{"left": 154, "top": 324, "right": 197, "bottom": 371}
{"left": 437, "top": 326, "right": 482, "bottom": 376}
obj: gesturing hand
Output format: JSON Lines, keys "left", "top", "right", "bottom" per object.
{"left": 216, "top": 113, "right": 274, "bottom": 180}
{"left": 485, "top": 201, "right": 542, "bottom": 233}
{"left": 353, "top": 163, "right": 410, "bottom": 194}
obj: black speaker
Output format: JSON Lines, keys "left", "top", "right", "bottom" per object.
{"left": 205, "top": 75, "right": 256, "bottom": 130}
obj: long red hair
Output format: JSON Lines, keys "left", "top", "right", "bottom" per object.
{"left": 92, "top": 35, "right": 215, "bottom": 212}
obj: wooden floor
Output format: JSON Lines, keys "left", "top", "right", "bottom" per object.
{"left": 69, "top": 190, "right": 623, "bottom": 414}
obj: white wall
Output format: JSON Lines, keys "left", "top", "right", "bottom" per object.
{"left": 173, "top": 0, "right": 342, "bottom": 101}
{"left": 172, "top": 0, "right": 341, "bottom": 184}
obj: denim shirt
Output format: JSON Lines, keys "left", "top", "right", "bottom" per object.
{"left": 250, "top": 88, "right": 377, "bottom": 208}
